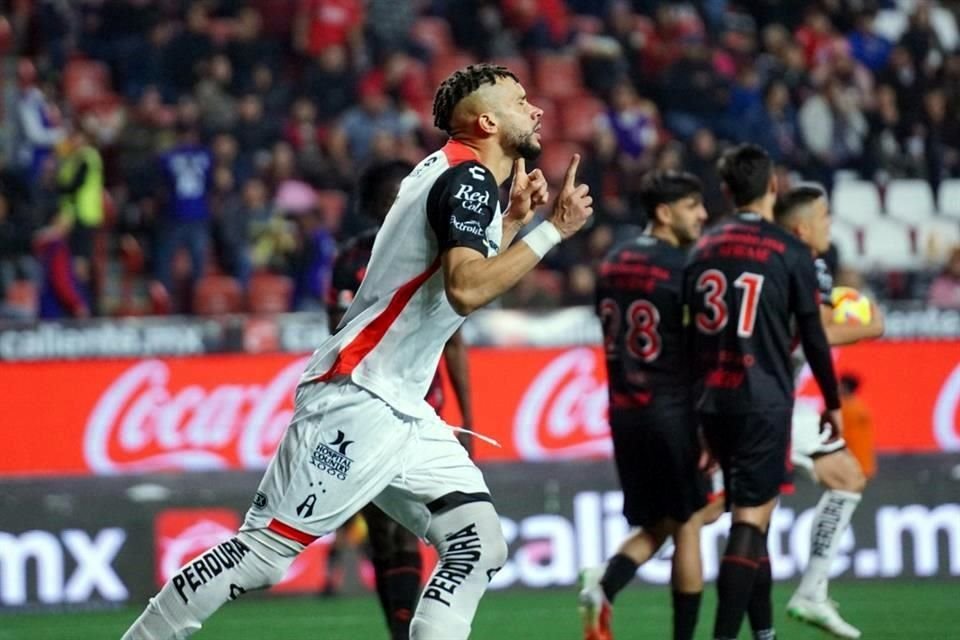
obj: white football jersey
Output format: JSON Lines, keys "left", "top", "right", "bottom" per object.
{"left": 300, "top": 141, "right": 503, "bottom": 418}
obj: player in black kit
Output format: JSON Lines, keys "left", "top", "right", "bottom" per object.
{"left": 579, "top": 171, "right": 719, "bottom": 640}
{"left": 325, "top": 160, "right": 474, "bottom": 640}
{"left": 684, "top": 145, "right": 842, "bottom": 640}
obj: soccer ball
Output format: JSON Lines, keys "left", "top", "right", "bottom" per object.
{"left": 831, "top": 286, "right": 873, "bottom": 325}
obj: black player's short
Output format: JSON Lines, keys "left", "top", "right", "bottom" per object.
{"left": 609, "top": 402, "right": 709, "bottom": 528}
{"left": 699, "top": 410, "right": 792, "bottom": 508}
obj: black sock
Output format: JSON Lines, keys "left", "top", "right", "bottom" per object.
{"left": 371, "top": 557, "right": 391, "bottom": 623}
{"left": 672, "top": 590, "right": 702, "bottom": 640}
{"left": 384, "top": 551, "right": 421, "bottom": 640}
{"left": 747, "top": 529, "right": 773, "bottom": 637}
{"left": 600, "top": 553, "right": 639, "bottom": 603}
{"left": 714, "top": 522, "right": 764, "bottom": 639}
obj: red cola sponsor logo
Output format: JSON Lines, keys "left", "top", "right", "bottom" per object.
{"left": 514, "top": 348, "right": 612, "bottom": 460}
{"left": 934, "top": 363, "right": 960, "bottom": 451}
{"left": 84, "top": 358, "right": 309, "bottom": 473}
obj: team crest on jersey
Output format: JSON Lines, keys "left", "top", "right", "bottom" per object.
{"left": 309, "top": 430, "right": 355, "bottom": 481}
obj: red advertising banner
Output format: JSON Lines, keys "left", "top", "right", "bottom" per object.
{"left": 1, "top": 342, "right": 958, "bottom": 476}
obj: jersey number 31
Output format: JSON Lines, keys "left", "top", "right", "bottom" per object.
{"left": 695, "top": 270, "right": 765, "bottom": 337}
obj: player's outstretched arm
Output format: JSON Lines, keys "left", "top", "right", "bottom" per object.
{"left": 443, "top": 154, "right": 593, "bottom": 315}
{"left": 820, "top": 303, "right": 885, "bottom": 346}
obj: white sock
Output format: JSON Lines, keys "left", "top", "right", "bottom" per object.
{"left": 410, "top": 501, "right": 508, "bottom": 640}
{"left": 797, "top": 489, "right": 861, "bottom": 602}
{"left": 121, "top": 529, "right": 303, "bottom": 640}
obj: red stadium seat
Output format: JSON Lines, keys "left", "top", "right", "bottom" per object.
{"left": 411, "top": 17, "right": 454, "bottom": 56}
{"left": 192, "top": 275, "right": 243, "bottom": 315}
{"left": 534, "top": 54, "right": 583, "bottom": 99}
{"left": 536, "top": 141, "right": 583, "bottom": 185}
{"left": 559, "top": 95, "right": 606, "bottom": 144}
{"left": 63, "top": 58, "right": 110, "bottom": 110}
{"left": 429, "top": 52, "right": 476, "bottom": 88}
{"left": 247, "top": 273, "right": 293, "bottom": 314}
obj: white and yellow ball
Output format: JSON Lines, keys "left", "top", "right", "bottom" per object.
{"left": 831, "top": 286, "right": 873, "bottom": 325}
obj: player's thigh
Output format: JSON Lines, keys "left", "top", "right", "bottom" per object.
{"left": 813, "top": 448, "right": 867, "bottom": 492}
{"left": 242, "top": 380, "right": 412, "bottom": 538}
{"left": 791, "top": 403, "right": 846, "bottom": 483}
{"left": 715, "top": 411, "right": 791, "bottom": 510}
{"left": 373, "top": 416, "right": 490, "bottom": 539}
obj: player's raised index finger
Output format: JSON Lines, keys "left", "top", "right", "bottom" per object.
{"left": 563, "top": 153, "right": 581, "bottom": 188}
{"left": 514, "top": 157, "right": 525, "bottom": 178}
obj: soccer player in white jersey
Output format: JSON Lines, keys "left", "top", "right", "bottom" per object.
{"left": 773, "top": 186, "right": 884, "bottom": 639}
{"left": 121, "top": 63, "right": 594, "bottom": 640}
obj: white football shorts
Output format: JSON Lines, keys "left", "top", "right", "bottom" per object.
{"left": 791, "top": 401, "right": 847, "bottom": 481}
{"left": 242, "top": 377, "right": 489, "bottom": 541}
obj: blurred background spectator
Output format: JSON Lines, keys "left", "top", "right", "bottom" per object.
{"left": 2, "top": 0, "right": 960, "bottom": 319}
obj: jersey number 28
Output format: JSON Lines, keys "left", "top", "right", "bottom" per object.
{"left": 695, "top": 270, "right": 764, "bottom": 338}
{"left": 599, "top": 298, "right": 661, "bottom": 362}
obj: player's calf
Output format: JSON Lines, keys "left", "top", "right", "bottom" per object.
{"left": 814, "top": 449, "right": 866, "bottom": 493}
{"left": 121, "top": 529, "right": 302, "bottom": 640}
{"left": 410, "top": 500, "right": 508, "bottom": 640}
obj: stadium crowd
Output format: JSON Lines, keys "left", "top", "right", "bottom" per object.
{"left": 1, "top": 0, "right": 960, "bottom": 318}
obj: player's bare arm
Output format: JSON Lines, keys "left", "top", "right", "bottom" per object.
{"left": 443, "top": 329, "right": 474, "bottom": 454}
{"left": 443, "top": 154, "right": 592, "bottom": 315}
{"left": 821, "top": 303, "right": 885, "bottom": 346}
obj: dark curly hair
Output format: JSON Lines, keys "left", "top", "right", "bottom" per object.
{"left": 432, "top": 64, "right": 519, "bottom": 135}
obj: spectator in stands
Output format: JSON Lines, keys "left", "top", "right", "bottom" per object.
{"left": 55, "top": 126, "right": 104, "bottom": 287}
{"left": 865, "top": 84, "right": 924, "bottom": 182}
{"left": 195, "top": 54, "right": 238, "bottom": 135}
{"left": 920, "top": 88, "right": 960, "bottom": 191}
{"left": 15, "top": 60, "right": 65, "bottom": 186}
{"left": 659, "top": 33, "right": 728, "bottom": 139}
{"left": 365, "top": 0, "right": 417, "bottom": 60}
{"left": 164, "top": 4, "right": 213, "bottom": 97}
{"left": 685, "top": 128, "right": 726, "bottom": 221}
{"left": 501, "top": 0, "right": 570, "bottom": 51}
{"left": 799, "top": 77, "right": 868, "bottom": 186}
{"left": 233, "top": 94, "right": 279, "bottom": 164}
{"left": 210, "top": 166, "right": 251, "bottom": 287}
{"left": 245, "top": 177, "right": 296, "bottom": 274}
{"left": 249, "top": 63, "right": 291, "bottom": 121}
{"left": 847, "top": 10, "right": 892, "bottom": 74}
{"left": 304, "top": 45, "right": 358, "bottom": 122}
{"left": 928, "top": 246, "right": 960, "bottom": 309}
{"left": 0, "top": 169, "right": 37, "bottom": 318}
{"left": 288, "top": 206, "right": 336, "bottom": 311}
{"left": 335, "top": 72, "right": 415, "bottom": 167}
{"left": 899, "top": 2, "right": 944, "bottom": 76}
{"left": 294, "top": 0, "right": 366, "bottom": 62}
{"left": 153, "top": 122, "right": 213, "bottom": 306}
{"left": 795, "top": 7, "right": 836, "bottom": 68}
{"left": 745, "top": 79, "right": 801, "bottom": 166}
{"left": 879, "top": 46, "right": 923, "bottom": 126}
{"left": 227, "top": 7, "right": 280, "bottom": 89}
{"left": 33, "top": 213, "right": 90, "bottom": 320}
{"left": 596, "top": 79, "right": 660, "bottom": 171}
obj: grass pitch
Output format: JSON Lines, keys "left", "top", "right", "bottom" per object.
{"left": 2, "top": 580, "right": 956, "bottom": 639}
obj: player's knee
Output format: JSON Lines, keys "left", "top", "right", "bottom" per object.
{"left": 844, "top": 465, "right": 867, "bottom": 493}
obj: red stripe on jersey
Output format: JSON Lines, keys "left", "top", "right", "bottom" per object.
{"left": 441, "top": 140, "right": 479, "bottom": 166}
{"left": 315, "top": 258, "right": 442, "bottom": 381}
{"left": 268, "top": 518, "right": 318, "bottom": 545}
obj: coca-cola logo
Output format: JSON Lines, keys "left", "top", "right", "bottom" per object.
{"left": 514, "top": 348, "right": 612, "bottom": 460}
{"left": 933, "top": 364, "right": 960, "bottom": 451}
{"left": 84, "top": 358, "right": 308, "bottom": 473}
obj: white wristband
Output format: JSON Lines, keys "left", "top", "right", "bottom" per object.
{"left": 522, "top": 221, "right": 562, "bottom": 258}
